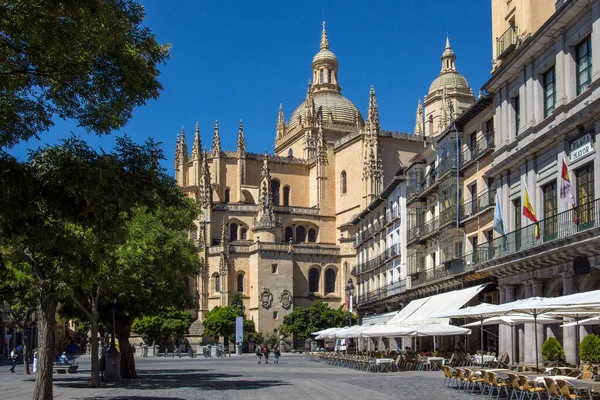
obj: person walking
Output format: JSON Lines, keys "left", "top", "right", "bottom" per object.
{"left": 262, "top": 344, "right": 270, "bottom": 364}
{"left": 8, "top": 348, "right": 18, "bottom": 373}
{"left": 255, "top": 344, "right": 263, "bottom": 364}
{"left": 273, "top": 345, "right": 281, "bottom": 364}
{"left": 32, "top": 349, "right": 38, "bottom": 373}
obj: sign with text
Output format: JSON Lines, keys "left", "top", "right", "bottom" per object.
{"left": 570, "top": 133, "right": 594, "bottom": 163}
{"left": 235, "top": 316, "right": 243, "bottom": 344}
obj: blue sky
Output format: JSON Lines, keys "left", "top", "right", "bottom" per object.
{"left": 8, "top": 0, "right": 492, "bottom": 170}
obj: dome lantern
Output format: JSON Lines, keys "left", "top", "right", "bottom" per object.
{"left": 311, "top": 22, "right": 340, "bottom": 93}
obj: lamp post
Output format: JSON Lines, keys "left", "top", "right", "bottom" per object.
{"left": 345, "top": 279, "right": 355, "bottom": 327}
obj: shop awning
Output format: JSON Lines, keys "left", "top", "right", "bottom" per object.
{"left": 361, "top": 310, "right": 398, "bottom": 325}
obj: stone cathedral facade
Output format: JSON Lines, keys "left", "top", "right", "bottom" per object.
{"left": 174, "top": 24, "right": 463, "bottom": 334}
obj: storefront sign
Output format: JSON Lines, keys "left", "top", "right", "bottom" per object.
{"left": 570, "top": 134, "right": 594, "bottom": 163}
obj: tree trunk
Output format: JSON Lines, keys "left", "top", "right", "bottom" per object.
{"left": 22, "top": 330, "right": 30, "bottom": 375}
{"left": 117, "top": 328, "right": 137, "bottom": 379}
{"left": 90, "top": 300, "right": 101, "bottom": 388}
{"left": 33, "top": 291, "right": 57, "bottom": 400}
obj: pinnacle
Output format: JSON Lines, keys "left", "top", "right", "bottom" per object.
{"left": 320, "top": 21, "right": 329, "bottom": 50}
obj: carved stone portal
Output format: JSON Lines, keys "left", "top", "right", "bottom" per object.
{"left": 279, "top": 289, "right": 293, "bottom": 309}
{"left": 260, "top": 288, "right": 273, "bottom": 308}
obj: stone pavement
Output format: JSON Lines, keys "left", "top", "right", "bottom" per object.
{"left": 0, "top": 353, "right": 474, "bottom": 399}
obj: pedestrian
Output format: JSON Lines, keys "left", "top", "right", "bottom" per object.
{"left": 273, "top": 345, "right": 281, "bottom": 364}
{"left": 59, "top": 351, "right": 68, "bottom": 365}
{"left": 33, "top": 349, "right": 38, "bottom": 373}
{"left": 8, "top": 348, "right": 17, "bottom": 373}
{"left": 262, "top": 344, "right": 270, "bottom": 364}
{"left": 255, "top": 344, "right": 263, "bottom": 364}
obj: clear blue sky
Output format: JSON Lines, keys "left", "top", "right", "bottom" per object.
{"left": 8, "top": 0, "right": 492, "bottom": 171}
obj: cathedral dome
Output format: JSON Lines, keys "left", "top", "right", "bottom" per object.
{"left": 312, "top": 49, "right": 338, "bottom": 66}
{"left": 288, "top": 91, "right": 364, "bottom": 130}
{"left": 428, "top": 72, "right": 470, "bottom": 95}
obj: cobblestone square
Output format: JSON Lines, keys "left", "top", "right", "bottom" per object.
{"left": 0, "top": 354, "right": 474, "bottom": 400}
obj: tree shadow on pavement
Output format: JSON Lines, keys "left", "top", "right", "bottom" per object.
{"left": 54, "top": 370, "right": 289, "bottom": 392}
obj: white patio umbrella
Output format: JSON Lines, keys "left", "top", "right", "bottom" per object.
{"left": 361, "top": 323, "right": 415, "bottom": 338}
{"left": 334, "top": 326, "right": 356, "bottom": 339}
{"left": 560, "top": 316, "right": 600, "bottom": 327}
{"left": 462, "top": 314, "right": 561, "bottom": 365}
{"left": 411, "top": 323, "right": 471, "bottom": 337}
{"left": 326, "top": 327, "right": 347, "bottom": 339}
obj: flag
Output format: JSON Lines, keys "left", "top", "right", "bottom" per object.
{"left": 522, "top": 181, "right": 540, "bottom": 239}
{"left": 560, "top": 157, "right": 577, "bottom": 223}
{"left": 493, "top": 194, "right": 506, "bottom": 236}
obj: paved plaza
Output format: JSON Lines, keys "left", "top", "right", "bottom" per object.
{"left": 0, "top": 353, "right": 474, "bottom": 400}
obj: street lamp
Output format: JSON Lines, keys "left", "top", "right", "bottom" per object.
{"left": 345, "top": 279, "right": 355, "bottom": 326}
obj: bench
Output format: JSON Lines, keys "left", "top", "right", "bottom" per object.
{"left": 53, "top": 364, "right": 78, "bottom": 374}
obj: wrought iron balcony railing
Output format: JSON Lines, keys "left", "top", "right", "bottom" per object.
{"left": 461, "top": 188, "right": 496, "bottom": 220}
{"left": 357, "top": 278, "right": 408, "bottom": 306}
{"left": 407, "top": 206, "right": 457, "bottom": 243}
{"left": 461, "top": 132, "right": 495, "bottom": 169}
{"left": 354, "top": 243, "right": 401, "bottom": 275}
{"left": 355, "top": 215, "right": 386, "bottom": 245}
{"left": 496, "top": 25, "right": 519, "bottom": 60}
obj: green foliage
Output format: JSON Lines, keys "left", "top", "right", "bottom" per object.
{"left": 580, "top": 333, "right": 600, "bottom": 363}
{"left": 0, "top": 0, "right": 170, "bottom": 148}
{"left": 229, "top": 292, "right": 245, "bottom": 316}
{"left": 202, "top": 305, "right": 256, "bottom": 342}
{"left": 131, "top": 309, "right": 192, "bottom": 346}
{"left": 541, "top": 336, "right": 565, "bottom": 361}
{"left": 281, "top": 301, "right": 356, "bottom": 340}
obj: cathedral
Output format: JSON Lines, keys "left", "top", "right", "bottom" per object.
{"left": 174, "top": 23, "right": 473, "bottom": 334}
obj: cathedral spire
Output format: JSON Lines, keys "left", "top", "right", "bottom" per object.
{"left": 174, "top": 132, "right": 181, "bottom": 168}
{"left": 320, "top": 21, "right": 329, "bottom": 50}
{"left": 414, "top": 99, "right": 424, "bottom": 135}
{"left": 192, "top": 122, "right": 201, "bottom": 160}
{"left": 178, "top": 126, "right": 188, "bottom": 164}
{"left": 199, "top": 148, "right": 212, "bottom": 209}
{"left": 276, "top": 104, "right": 286, "bottom": 138}
{"left": 237, "top": 120, "right": 246, "bottom": 157}
{"left": 367, "top": 86, "right": 380, "bottom": 135}
{"left": 212, "top": 120, "right": 221, "bottom": 156}
{"left": 440, "top": 36, "right": 457, "bottom": 73}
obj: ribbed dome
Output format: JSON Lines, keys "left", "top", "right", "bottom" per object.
{"left": 288, "top": 91, "right": 364, "bottom": 130}
{"left": 428, "top": 72, "right": 470, "bottom": 95}
{"left": 312, "top": 49, "right": 338, "bottom": 65}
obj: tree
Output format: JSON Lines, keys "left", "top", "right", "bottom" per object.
{"left": 202, "top": 302, "right": 256, "bottom": 346}
{"left": 0, "top": 257, "right": 38, "bottom": 375}
{"left": 0, "top": 0, "right": 170, "bottom": 148}
{"left": 580, "top": 333, "right": 600, "bottom": 363}
{"left": 281, "top": 301, "right": 355, "bottom": 341}
{"left": 131, "top": 309, "right": 193, "bottom": 349}
{"left": 541, "top": 337, "right": 565, "bottom": 361}
{"left": 0, "top": 135, "right": 188, "bottom": 392}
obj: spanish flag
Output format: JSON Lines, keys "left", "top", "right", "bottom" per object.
{"left": 522, "top": 181, "right": 540, "bottom": 239}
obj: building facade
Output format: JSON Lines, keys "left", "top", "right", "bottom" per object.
{"left": 175, "top": 24, "right": 426, "bottom": 334}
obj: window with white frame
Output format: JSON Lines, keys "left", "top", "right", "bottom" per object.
{"left": 543, "top": 67, "right": 556, "bottom": 117}
{"left": 576, "top": 37, "right": 592, "bottom": 95}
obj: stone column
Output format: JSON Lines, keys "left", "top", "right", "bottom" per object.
{"left": 523, "top": 280, "right": 534, "bottom": 363}
{"left": 562, "top": 271, "right": 578, "bottom": 364}
{"left": 531, "top": 279, "right": 545, "bottom": 365}
{"left": 504, "top": 285, "right": 517, "bottom": 364}
{"left": 498, "top": 286, "right": 507, "bottom": 357}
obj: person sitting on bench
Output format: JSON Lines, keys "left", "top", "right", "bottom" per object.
{"left": 59, "top": 352, "right": 69, "bottom": 365}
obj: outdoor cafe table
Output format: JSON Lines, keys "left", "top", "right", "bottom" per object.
{"left": 424, "top": 357, "right": 445, "bottom": 371}
{"left": 375, "top": 358, "right": 395, "bottom": 372}
{"left": 471, "top": 355, "right": 496, "bottom": 364}
{"left": 532, "top": 376, "right": 600, "bottom": 393}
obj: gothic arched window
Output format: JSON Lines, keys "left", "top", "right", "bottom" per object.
{"left": 285, "top": 227, "right": 293, "bottom": 242}
{"left": 283, "top": 186, "right": 290, "bottom": 206}
{"left": 308, "top": 228, "right": 317, "bottom": 243}
{"left": 341, "top": 171, "right": 347, "bottom": 195}
{"left": 325, "top": 269, "right": 336, "bottom": 294}
{"left": 288, "top": 148, "right": 293, "bottom": 157}
{"left": 309, "top": 268, "right": 320, "bottom": 293}
{"left": 240, "top": 227, "right": 247, "bottom": 240}
{"left": 237, "top": 273, "right": 244, "bottom": 293}
{"left": 213, "top": 273, "right": 221, "bottom": 293}
{"left": 224, "top": 188, "right": 230, "bottom": 203}
{"left": 230, "top": 223, "right": 238, "bottom": 241}
{"left": 271, "top": 180, "right": 280, "bottom": 206}
{"left": 296, "top": 226, "right": 306, "bottom": 242}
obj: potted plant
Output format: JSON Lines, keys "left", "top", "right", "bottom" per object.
{"left": 542, "top": 337, "right": 565, "bottom": 361}
{"left": 579, "top": 333, "right": 600, "bottom": 363}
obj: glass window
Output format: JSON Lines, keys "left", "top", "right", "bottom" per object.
{"left": 224, "top": 188, "right": 230, "bottom": 204}
{"left": 214, "top": 274, "right": 220, "bottom": 293}
{"left": 270, "top": 180, "right": 280, "bottom": 205}
{"left": 514, "top": 95, "right": 520, "bottom": 135}
{"left": 285, "top": 227, "right": 293, "bottom": 242}
{"left": 308, "top": 228, "right": 317, "bottom": 243}
{"left": 309, "top": 268, "right": 319, "bottom": 292}
{"left": 543, "top": 182, "right": 557, "bottom": 240}
{"left": 325, "top": 269, "right": 336, "bottom": 293}
{"left": 229, "top": 223, "right": 238, "bottom": 241}
{"left": 513, "top": 198, "right": 521, "bottom": 251}
{"left": 576, "top": 164, "right": 595, "bottom": 228}
{"left": 328, "top": 69, "right": 332, "bottom": 83}
{"left": 319, "top": 69, "right": 324, "bottom": 84}
{"left": 543, "top": 67, "right": 556, "bottom": 117}
{"left": 241, "top": 228, "right": 247, "bottom": 240}
{"left": 341, "top": 171, "right": 347, "bottom": 195}
{"left": 577, "top": 37, "right": 592, "bottom": 95}
{"left": 237, "top": 274, "right": 244, "bottom": 293}
{"left": 283, "top": 186, "right": 290, "bottom": 206}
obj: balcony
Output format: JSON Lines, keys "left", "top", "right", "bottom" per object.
{"left": 407, "top": 155, "right": 458, "bottom": 204}
{"left": 460, "top": 188, "right": 496, "bottom": 221}
{"left": 386, "top": 207, "right": 401, "bottom": 224}
{"left": 355, "top": 216, "right": 386, "bottom": 246}
{"left": 460, "top": 132, "right": 495, "bottom": 170}
{"left": 354, "top": 243, "right": 401, "bottom": 275}
{"left": 496, "top": 26, "right": 519, "bottom": 60}
{"left": 409, "top": 259, "right": 469, "bottom": 288}
{"left": 357, "top": 278, "right": 408, "bottom": 307}
{"left": 407, "top": 206, "right": 458, "bottom": 244}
